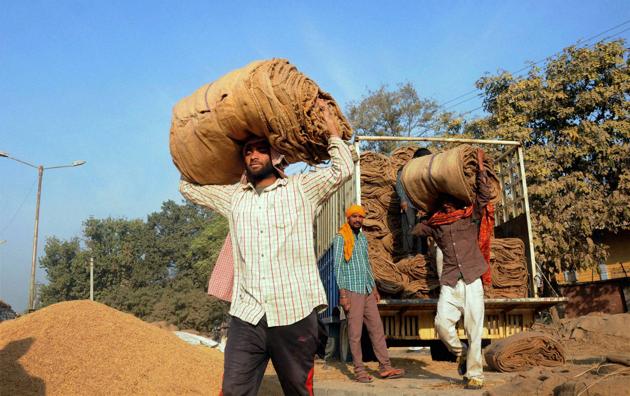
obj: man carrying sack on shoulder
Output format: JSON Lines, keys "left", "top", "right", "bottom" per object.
{"left": 412, "top": 148, "right": 494, "bottom": 390}
{"left": 333, "top": 204, "right": 405, "bottom": 384}
{"left": 180, "top": 100, "right": 353, "bottom": 396}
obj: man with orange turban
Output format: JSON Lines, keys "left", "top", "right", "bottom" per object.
{"left": 333, "top": 204, "right": 405, "bottom": 383}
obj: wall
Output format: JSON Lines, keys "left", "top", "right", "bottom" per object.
{"left": 559, "top": 278, "right": 629, "bottom": 318}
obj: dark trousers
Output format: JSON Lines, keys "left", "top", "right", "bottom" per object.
{"left": 221, "top": 312, "right": 318, "bottom": 396}
{"left": 401, "top": 206, "right": 427, "bottom": 255}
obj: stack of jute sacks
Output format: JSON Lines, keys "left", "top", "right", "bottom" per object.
{"left": 361, "top": 144, "right": 530, "bottom": 299}
{"left": 486, "top": 238, "right": 529, "bottom": 298}
{"left": 170, "top": 59, "right": 353, "bottom": 185}
{"left": 359, "top": 146, "right": 439, "bottom": 298}
{"left": 398, "top": 146, "right": 531, "bottom": 297}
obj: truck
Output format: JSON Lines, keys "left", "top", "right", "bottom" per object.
{"left": 314, "top": 136, "right": 567, "bottom": 361}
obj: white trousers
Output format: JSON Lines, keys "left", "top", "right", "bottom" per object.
{"left": 435, "top": 278, "right": 484, "bottom": 380}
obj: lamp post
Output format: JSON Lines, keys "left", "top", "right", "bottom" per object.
{"left": 1, "top": 151, "right": 86, "bottom": 310}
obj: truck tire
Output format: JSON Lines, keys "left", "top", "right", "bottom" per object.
{"left": 323, "top": 322, "right": 339, "bottom": 361}
{"left": 430, "top": 340, "right": 457, "bottom": 362}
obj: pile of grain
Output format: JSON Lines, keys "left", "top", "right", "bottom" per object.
{"left": 0, "top": 300, "right": 223, "bottom": 395}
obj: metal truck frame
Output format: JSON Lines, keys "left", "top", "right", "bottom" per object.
{"left": 314, "top": 135, "right": 566, "bottom": 361}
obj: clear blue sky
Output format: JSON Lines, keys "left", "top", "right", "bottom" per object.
{"left": 1, "top": 1, "right": 628, "bottom": 312}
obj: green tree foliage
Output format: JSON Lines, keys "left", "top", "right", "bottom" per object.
{"left": 38, "top": 237, "right": 89, "bottom": 305}
{"left": 38, "top": 200, "right": 230, "bottom": 334}
{"left": 470, "top": 40, "right": 630, "bottom": 276}
{"left": 346, "top": 82, "right": 462, "bottom": 153}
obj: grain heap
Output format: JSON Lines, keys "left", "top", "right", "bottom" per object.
{"left": 0, "top": 300, "right": 223, "bottom": 395}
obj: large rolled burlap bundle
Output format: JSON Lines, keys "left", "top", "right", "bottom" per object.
{"left": 400, "top": 144, "right": 501, "bottom": 212}
{"left": 170, "top": 59, "right": 352, "bottom": 184}
{"left": 484, "top": 331, "right": 566, "bottom": 372}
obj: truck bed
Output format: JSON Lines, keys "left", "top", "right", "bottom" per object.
{"left": 377, "top": 297, "right": 567, "bottom": 342}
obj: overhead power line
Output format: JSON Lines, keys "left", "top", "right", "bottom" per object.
{"left": 439, "top": 19, "right": 630, "bottom": 113}
{"left": 0, "top": 179, "right": 37, "bottom": 237}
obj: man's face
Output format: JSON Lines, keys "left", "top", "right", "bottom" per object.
{"left": 442, "top": 201, "right": 457, "bottom": 213}
{"left": 348, "top": 213, "right": 365, "bottom": 230}
{"left": 440, "top": 195, "right": 463, "bottom": 213}
{"left": 244, "top": 142, "right": 274, "bottom": 178}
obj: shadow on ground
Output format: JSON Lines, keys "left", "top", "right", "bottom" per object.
{"left": 0, "top": 337, "right": 46, "bottom": 395}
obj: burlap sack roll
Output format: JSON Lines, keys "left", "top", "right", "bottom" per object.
{"left": 170, "top": 102, "right": 245, "bottom": 185}
{"left": 170, "top": 59, "right": 352, "bottom": 185}
{"left": 400, "top": 144, "right": 501, "bottom": 212}
{"left": 484, "top": 331, "right": 566, "bottom": 372}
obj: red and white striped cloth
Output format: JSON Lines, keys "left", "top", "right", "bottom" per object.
{"left": 208, "top": 234, "right": 234, "bottom": 302}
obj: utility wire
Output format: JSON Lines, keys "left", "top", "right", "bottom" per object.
{"left": 460, "top": 40, "right": 630, "bottom": 117}
{"left": 0, "top": 179, "right": 37, "bottom": 237}
{"left": 439, "top": 19, "right": 630, "bottom": 111}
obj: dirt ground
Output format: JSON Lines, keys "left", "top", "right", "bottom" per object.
{"left": 259, "top": 347, "right": 512, "bottom": 395}
{"left": 259, "top": 335, "right": 630, "bottom": 396}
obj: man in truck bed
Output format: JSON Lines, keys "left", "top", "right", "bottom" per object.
{"left": 412, "top": 149, "right": 493, "bottom": 390}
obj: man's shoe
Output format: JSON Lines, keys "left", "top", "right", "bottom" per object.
{"left": 465, "top": 377, "right": 484, "bottom": 390}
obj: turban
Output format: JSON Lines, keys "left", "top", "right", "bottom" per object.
{"left": 339, "top": 204, "right": 366, "bottom": 262}
{"left": 345, "top": 204, "right": 366, "bottom": 219}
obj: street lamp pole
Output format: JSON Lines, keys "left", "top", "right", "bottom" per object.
{"left": 28, "top": 165, "right": 44, "bottom": 311}
{"left": 1, "top": 151, "right": 86, "bottom": 310}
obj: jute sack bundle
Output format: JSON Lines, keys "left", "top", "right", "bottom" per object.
{"left": 170, "top": 59, "right": 352, "bottom": 185}
{"left": 400, "top": 144, "right": 501, "bottom": 212}
{"left": 389, "top": 145, "right": 419, "bottom": 180}
{"left": 484, "top": 331, "right": 566, "bottom": 372}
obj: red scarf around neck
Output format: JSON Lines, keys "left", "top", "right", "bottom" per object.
{"left": 427, "top": 203, "right": 494, "bottom": 285}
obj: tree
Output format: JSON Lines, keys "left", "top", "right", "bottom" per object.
{"left": 346, "top": 82, "right": 461, "bottom": 153}
{"left": 470, "top": 40, "right": 630, "bottom": 278}
{"left": 38, "top": 237, "right": 89, "bottom": 306}
{"left": 38, "top": 200, "right": 230, "bottom": 334}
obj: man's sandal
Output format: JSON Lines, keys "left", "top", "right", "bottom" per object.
{"left": 379, "top": 368, "right": 405, "bottom": 379}
{"left": 354, "top": 372, "right": 374, "bottom": 383}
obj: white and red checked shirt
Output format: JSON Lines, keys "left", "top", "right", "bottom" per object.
{"left": 180, "top": 137, "right": 353, "bottom": 327}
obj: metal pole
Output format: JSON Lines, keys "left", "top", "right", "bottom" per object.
{"left": 517, "top": 146, "right": 538, "bottom": 297}
{"left": 356, "top": 135, "right": 521, "bottom": 146}
{"left": 90, "top": 257, "right": 94, "bottom": 301}
{"left": 353, "top": 142, "right": 361, "bottom": 205}
{"left": 28, "top": 166, "right": 44, "bottom": 311}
